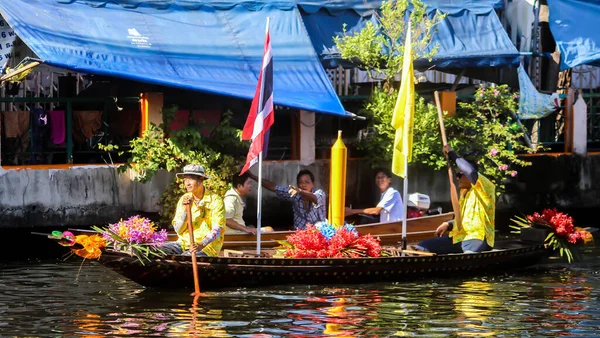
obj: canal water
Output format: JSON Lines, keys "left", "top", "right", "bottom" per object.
{"left": 1, "top": 244, "right": 600, "bottom": 336}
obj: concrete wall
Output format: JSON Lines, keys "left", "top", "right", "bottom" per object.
{"left": 1, "top": 154, "right": 599, "bottom": 228}
{"left": 0, "top": 166, "right": 174, "bottom": 227}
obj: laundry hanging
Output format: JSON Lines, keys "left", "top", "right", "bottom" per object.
{"left": 517, "top": 64, "right": 559, "bottom": 119}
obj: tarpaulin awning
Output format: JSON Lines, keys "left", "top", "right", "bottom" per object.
{"left": 299, "top": 0, "right": 519, "bottom": 69}
{"left": 548, "top": 0, "right": 600, "bottom": 70}
{"left": 0, "top": 0, "right": 348, "bottom": 116}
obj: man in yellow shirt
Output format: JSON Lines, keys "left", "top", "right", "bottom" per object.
{"left": 416, "top": 145, "right": 495, "bottom": 254}
{"left": 160, "top": 164, "right": 226, "bottom": 257}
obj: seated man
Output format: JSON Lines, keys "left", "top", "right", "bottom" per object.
{"left": 416, "top": 145, "right": 496, "bottom": 254}
{"left": 224, "top": 172, "right": 274, "bottom": 235}
{"left": 345, "top": 168, "right": 404, "bottom": 223}
{"left": 160, "top": 164, "right": 226, "bottom": 257}
{"left": 250, "top": 169, "right": 326, "bottom": 230}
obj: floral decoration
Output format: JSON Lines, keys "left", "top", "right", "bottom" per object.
{"left": 276, "top": 222, "right": 385, "bottom": 258}
{"left": 511, "top": 208, "right": 594, "bottom": 263}
{"left": 92, "top": 215, "right": 168, "bottom": 264}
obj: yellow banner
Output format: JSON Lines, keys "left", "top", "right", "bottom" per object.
{"left": 391, "top": 23, "right": 415, "bottom": 178}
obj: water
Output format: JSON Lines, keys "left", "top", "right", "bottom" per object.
{"left": 2, "top": 246, "right": 600, "bottom": 337}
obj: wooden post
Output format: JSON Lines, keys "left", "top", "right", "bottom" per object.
{"left": 564, "top": 88, "right": 574, "bottom": 153}
{"left": 139, "top": 92, "right": 163, "bottom": 137}
{"left": 66, "top": 101, "right": 73, "bottom": 164}
{"left": 573, "top": 91, "right": 587, "bottom": 156}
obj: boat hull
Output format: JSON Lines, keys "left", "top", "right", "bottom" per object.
{"left": 97, "top": 241, "right": 549, "bottom": 290}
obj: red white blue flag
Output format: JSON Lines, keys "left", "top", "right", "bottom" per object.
{"left": 241, "top": 21, "right": 274, "bottom": 175}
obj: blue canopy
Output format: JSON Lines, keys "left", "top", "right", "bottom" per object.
{"left": 548, "top": 0, "right": 600, "bottom": 70}
{"left": 300, "top": 0, "right": 520, "bottom": 69}
{"left": 0, "top": 0, "right": 348, "bottom": 116}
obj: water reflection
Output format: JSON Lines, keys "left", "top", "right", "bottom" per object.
{"left": 453, "top": 281, "right": 501, "bottom": 337}
{"left": 1, "top": 249, "right": 600, "bottom": 336}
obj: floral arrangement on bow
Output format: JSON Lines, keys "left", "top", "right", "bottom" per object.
{"left": 50, "top": 230, "right": 106, "bottom": 259}
{"left": 275, "top": 222, "right": 384, "bottom": 258}
{"left": 511, "top": 208, "right": 594, "bottom": 263}
{"left": 92, "top": 215, "right": 168, "bottom": 264}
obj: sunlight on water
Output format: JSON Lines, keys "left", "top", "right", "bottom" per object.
{"left": 1, "top": 245, "right": 600, "bottom": 337}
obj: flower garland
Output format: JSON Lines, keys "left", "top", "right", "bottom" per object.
{"left": 511, "top": 208, "right": 594, "bottom": 263}
{"left": 277, "top": 222, "right": 383, "bottom": 258}
{"left": 92, "top": 215, "right": 168, "bottom": 264}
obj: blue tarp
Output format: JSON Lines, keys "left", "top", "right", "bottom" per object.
{"left": 0, "top": 0, "right": 348, "bottom": 116}
{"left": 548, "top": 0, "right": 600, "bottom": 70}
{"left": 300, "top": 0, "right": 520, "bottom": 69}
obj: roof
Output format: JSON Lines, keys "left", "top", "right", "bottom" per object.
{"left": 548, "top": 0, "right": 600, "bottom": 70}
{"left": 0, "top": 0, "right": 348, "bottom": 116}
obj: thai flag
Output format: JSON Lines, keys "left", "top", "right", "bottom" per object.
{"left": 241, "top": 21, "right": 274, "bottom": 175}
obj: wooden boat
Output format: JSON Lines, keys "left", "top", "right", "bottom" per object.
{"left": 70, "top": 212, "right": 453, "bottom": 249}
{"left": 95, "top": 240, "right": 550, "bottom": 290}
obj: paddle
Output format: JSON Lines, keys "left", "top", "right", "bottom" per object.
{"left": 186, "top": 202, "right": 201, "bottom": 296}
{"left": 434, "top": 91, "right": 462, "bottom": 232}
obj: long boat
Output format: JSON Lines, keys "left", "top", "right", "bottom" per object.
{"left": 69, "top": 212, "right": 453, "bottom": 249}
{"left": 95, "top": 240, "right": 550, "bottom": 290}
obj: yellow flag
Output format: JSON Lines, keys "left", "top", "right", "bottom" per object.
{"left": 391, "top": 22, "right": 415, "bottom": 178}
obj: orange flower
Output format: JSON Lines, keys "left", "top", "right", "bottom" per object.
{"left": 71, "top": 235, "right": 107, "bottom": 259}
{"left": 576, "top": 228, "right": 594, "bottom": 244}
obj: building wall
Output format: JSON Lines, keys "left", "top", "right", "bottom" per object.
{"left": 1, "top": 155, "right": 599, "bottom": 228}
{"left": 0, "top": 166, "right": 173, "bottom": 228}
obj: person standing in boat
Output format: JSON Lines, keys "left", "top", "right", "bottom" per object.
{"left": 160, "top": 164, "right": 226, "bottom": 257}
{"left": 224, "top": 172, "right": 274, "bottom": 235}
{"left": 345, "top": 168, "right": 404, "bottom": 223}
{"left": 249, "top": 169, "right": 327, "bottom": 230}
{"left": 416, "top": 145, "right": 495, "bottom": 254}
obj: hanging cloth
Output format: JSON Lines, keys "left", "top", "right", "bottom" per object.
{"left": 49, "top": 110, "right": 65, "bottom": 145}
{"left": 517, "top": 64, "right": 560, "bottom": 119}
{"left": 2, "top": 110, "right": 30, "bottom": 138}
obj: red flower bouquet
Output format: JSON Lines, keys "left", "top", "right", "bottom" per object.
{"left": 511, "top": 208, "right": 593, "bottom": 262}
{"left": 277, "top": 223, "right": 383, "bottom": 258}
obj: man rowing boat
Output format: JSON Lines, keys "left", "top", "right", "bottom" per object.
{"left": 160, "top": 164, "right": 226, "bottom": 257}
{"left": 417, "top": 146, "right": 496, "bottom": 254}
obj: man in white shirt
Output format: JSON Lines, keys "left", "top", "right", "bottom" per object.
{"left": 345, "top": 168, "right": 404, "bottom": 223}
{"left": 224, "top": 173, "right": 273, "bottom": 235}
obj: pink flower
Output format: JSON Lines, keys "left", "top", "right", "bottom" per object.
{"left": 498, "top": 165, "right": 504, "bottom": 171}
{"left": 513, "top": 93, "right": 520, "bottom": 100}
{"left": 493, "top": 89, "right": 500, "bottom": 97}
{"left": 490, "top": 148, "right": 498, "bottom": 157}
{"left": 511, "top": 171, "right": 517, "bottom": 177}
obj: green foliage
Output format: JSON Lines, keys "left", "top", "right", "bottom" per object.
{"left": 334, "top": 0, "right": 539, "bottom": 193}
{"left": 122, "top": 106, "right": 245, "bottom": 225}
{"left": 334, "top": 0, "right": 444, "bottom": 81}
{"left": 358, "top": 85, "right": 539, "bottom": 193}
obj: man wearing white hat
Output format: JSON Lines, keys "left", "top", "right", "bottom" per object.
{"left": 160, "top": 164, "right": 226, "bottom": 257}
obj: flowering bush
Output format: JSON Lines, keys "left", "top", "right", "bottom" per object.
{"left": 277, "top": 222, "right": 383, "bottom": 258}
{"left": 92, "top": 215, "right": 168, "bottom": 264}
{"left": 511, "top": 209, "right": 594, "bottom": 263}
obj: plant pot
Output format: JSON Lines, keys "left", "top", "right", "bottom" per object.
{"left": 520, "top": 227, "right": 551, "bottom": 243}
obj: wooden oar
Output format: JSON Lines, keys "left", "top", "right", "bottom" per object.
{"left": 186, "top": 202, "right": 201, "bottom": 296}
{"left": 434, "top": 91, "right": 462, "bottom": 231}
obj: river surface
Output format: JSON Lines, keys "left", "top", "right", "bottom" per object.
{"left": 1, "top": 244, "right": 600, "bottom": 337}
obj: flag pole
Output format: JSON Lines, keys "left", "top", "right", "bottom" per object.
{"left": 256, "top": 16, "right": 270, "bottom": 256}
{"left": 256, "top": 151, "right": 262, "bottom": 255}
{"left": 401, "top": 156, "right": 408, "bottom": 250}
